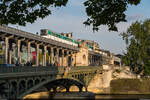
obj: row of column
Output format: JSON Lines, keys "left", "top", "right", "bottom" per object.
{"left": 4, "top": 37, "right": 73, "bottom": 66}
{"left": 89, "top": 55, "right": 101, "bottom": 66}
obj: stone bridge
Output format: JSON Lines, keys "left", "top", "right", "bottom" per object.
{"left": 0, "top": 66, "right": 103, "bottom": 99}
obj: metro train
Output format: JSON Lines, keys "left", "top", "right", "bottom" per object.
{"left": 41, "top": 29, "right": 79, "bottom": 47}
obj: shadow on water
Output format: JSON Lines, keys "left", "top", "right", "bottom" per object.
{"left": 39, "top": 91, "right": 96, "bottom": 100}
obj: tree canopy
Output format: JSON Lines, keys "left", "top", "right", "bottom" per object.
{"left": 0, "top": 0, "right": 141, "bottom": 31}
{"left": 121, "top": 19, "right": 150, "bottom": 75}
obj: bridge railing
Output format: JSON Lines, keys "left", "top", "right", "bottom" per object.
{"left": 0, "top": 66, "right": 102, "bottom": 74}
{"left": 0, "top": 66, "right": 58, "bottom": 73}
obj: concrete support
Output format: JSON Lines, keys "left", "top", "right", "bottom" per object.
{"left": 65, "top": 51, "right": 69, "bottom": 66}
{"left": 62, "top": 49, "right": 64, "bottom": 66}
{"left": 17, "top": 40, "right": 21, "bottom": 63}
{"left": 27, "top": 42, "right": 31, "bottom": 62}
{"left": 44, "top": 46, "right": 47, "bottom": 66}
{"left": 48, "top": 48, "right": 51, "bottom": 65}
{"left": 70, "top": 51, "right": 73, "bottom": 66}
{"left": 74, "top": 53, "right": 76, "bottom": 66}
{"left": 50, "top": 47, "right": 54, "bottom": 65}
{"left": 36, "top": 44, "right": 40, "bottom": 66}
{"left": 9, "top": 50, "right": 12, "bottom": 64}
{"left": 56, "top": 48, "right": 59, "bottom": 64}
{"left": 5, "top": 37, "right": 8, "bottom": 64}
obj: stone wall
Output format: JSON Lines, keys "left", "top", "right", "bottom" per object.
{"left": 74, "top": 48, "right": 89, "bottom": 66}
{"left": 110, "top": 78, "right": 150, "bottom": 94}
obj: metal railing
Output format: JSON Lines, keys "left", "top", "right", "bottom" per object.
{"left": 0, "top": 66, "right": 102, "bottom": 74}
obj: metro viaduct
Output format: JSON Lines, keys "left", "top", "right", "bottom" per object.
{"left": 0, "top": 25, "right": 102, "bottom": 66}
{"left": 0, "top": 25, "right": 80, "bottom": 66}
{"left": 0, "top": 66, "right": 103, "bottom": 99}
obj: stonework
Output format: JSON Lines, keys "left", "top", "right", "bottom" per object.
{"left": 73, "top": 48, "right": 89, "bottom": 66}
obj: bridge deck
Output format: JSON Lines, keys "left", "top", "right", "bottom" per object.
{"left": 0, "top": 66, "right": 102, "bottom": 78}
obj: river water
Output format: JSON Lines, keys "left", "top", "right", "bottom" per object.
{"left": 23, "top": 92, "right": 150, "bottom": 99}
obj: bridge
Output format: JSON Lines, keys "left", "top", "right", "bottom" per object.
{"left": 0, "top": 25, "right": 104, "bottom": 67}
{"left": 0, "top": 66, "right": 103, "bottom": 99}
{"left": 0, "top": 25, "right": 111, "bottom": 99}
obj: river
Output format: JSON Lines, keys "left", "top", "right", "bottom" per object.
{"left": 23, "top": 92, "right": 150, "bottom": 99}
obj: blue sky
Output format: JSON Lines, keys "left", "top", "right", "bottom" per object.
{"left": 10, "top": 0, "right": 150, "bottom": 54}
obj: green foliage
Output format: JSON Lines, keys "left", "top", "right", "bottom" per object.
{"left": 83, "top": 0, "right": 141, "bottom": 31}
{"left": 0, "top": 0, "right": 68, "bottom": 26}
{"left": 0, "top": 0, "right": 141, "bottom": 31}
{"left": 121, "top": 19, "right": 150, "bottom": 75}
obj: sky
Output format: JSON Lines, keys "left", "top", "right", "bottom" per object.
{"left": 9, "top": 0, "right": 150, "bottom": 55}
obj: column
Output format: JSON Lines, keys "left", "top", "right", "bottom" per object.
{"left": 92, "top": 56, "right": 94, "bottom": 66}
{"left": 56, "top": 48, "right": 59, "bottom": 64}
{"left": 74, "top": 53, "right": 77, "bottom": 66}
{"left": 9, "top": 50, "right": 12, "bottom": 64}
{"left": 36, "top": 44, "right": 39, "bottom": 66}
{"left": 50, "top": 47, "right": 54, "bottom": 65}
{"left": 17, "top": 40, "right": 21, "bottom": 63}
{"left": 48, "top": 48, "right": 51, "bottom": 65}
{"left": 44, "top": 46, "right": 47, "bottom": 66}
{"left": 70, "top": 51, "right": 73, "bottom": 66}
{"left": 66, "top": 50, "right": 69, "bottom": 66}
{"left": 62, "top": 49, "right": 64, "bottom": 66}
{"left": 27, "top": 42, "right": 31, "bottom": 62}
{"left": 8, "top": 42, "right": 12, "bottom": 64}
{"left": 5, "top": 37, "right": 8, "bottom": 64}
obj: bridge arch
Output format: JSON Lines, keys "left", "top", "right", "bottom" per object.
{"left": 19, "top": 77, "right": 86, "bottom": 99}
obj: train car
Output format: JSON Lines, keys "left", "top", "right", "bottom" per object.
{"left": 40, "top": 29, "right": 79, "bottom": 47}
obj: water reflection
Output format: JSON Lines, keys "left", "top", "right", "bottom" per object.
{"left": 23, "top": 92, "right": 150, "bottom": 99}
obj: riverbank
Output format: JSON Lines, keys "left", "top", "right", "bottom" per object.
{"left": 110, "top": 78, "right": 150, "bottom": 94}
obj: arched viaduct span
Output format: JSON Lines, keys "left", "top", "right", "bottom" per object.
{"left": 0, "top": 66, "right": 103, "bottom": 99}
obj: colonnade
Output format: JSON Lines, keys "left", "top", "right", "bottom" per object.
{"left": 4, "top": 37, "right": 74, "bottom": 66}
{"left": 88, "top": 55, "right": 101, "bottom": 66}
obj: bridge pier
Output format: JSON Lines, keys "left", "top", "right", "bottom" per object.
{"left": 50, "top": 47, "right": 54, "bottom": 65}
{"left": 5, "top": 37, "right": 8, "bottom": 64}
{"left": 36, "top": 44, "right": 40, "bottom": 66}
{"left": 27, "top": 42, "right": 31, "bottom": 62}
{"left": 17, "top": 40, "right": 21, "bottom": 64}
{"left": 62, "top": 49, "right": 64, "bottom": 66}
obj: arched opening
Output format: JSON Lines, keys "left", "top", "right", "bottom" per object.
{"left": 19, "top": 80, "right": 26, "bottom": 94}
{"left": 69, "top": 85, "right": 79, "bottom": 92}
{"left": 27, "top": 80, "right": 33, "bottom": 89}
{"left": 35, "top": 79, "right": 40, "bottom": 85}
{"left": 56, "top": 85, "right": 66, "bottom": 92}
{"left": 10, "top": 81, "right": 17, "bottom": 98}
{"left": 41, "top": 78, "right": 46, "bottom": 82}
{"left": 83, "top": 55, "right": 86, "bottom": 61}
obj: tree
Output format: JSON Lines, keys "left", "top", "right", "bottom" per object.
{"left": 0, "top": 0, "right": 141, "bottom": 31}
{"left": 121, "top": 19, "right": 150, "bottom": 75}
